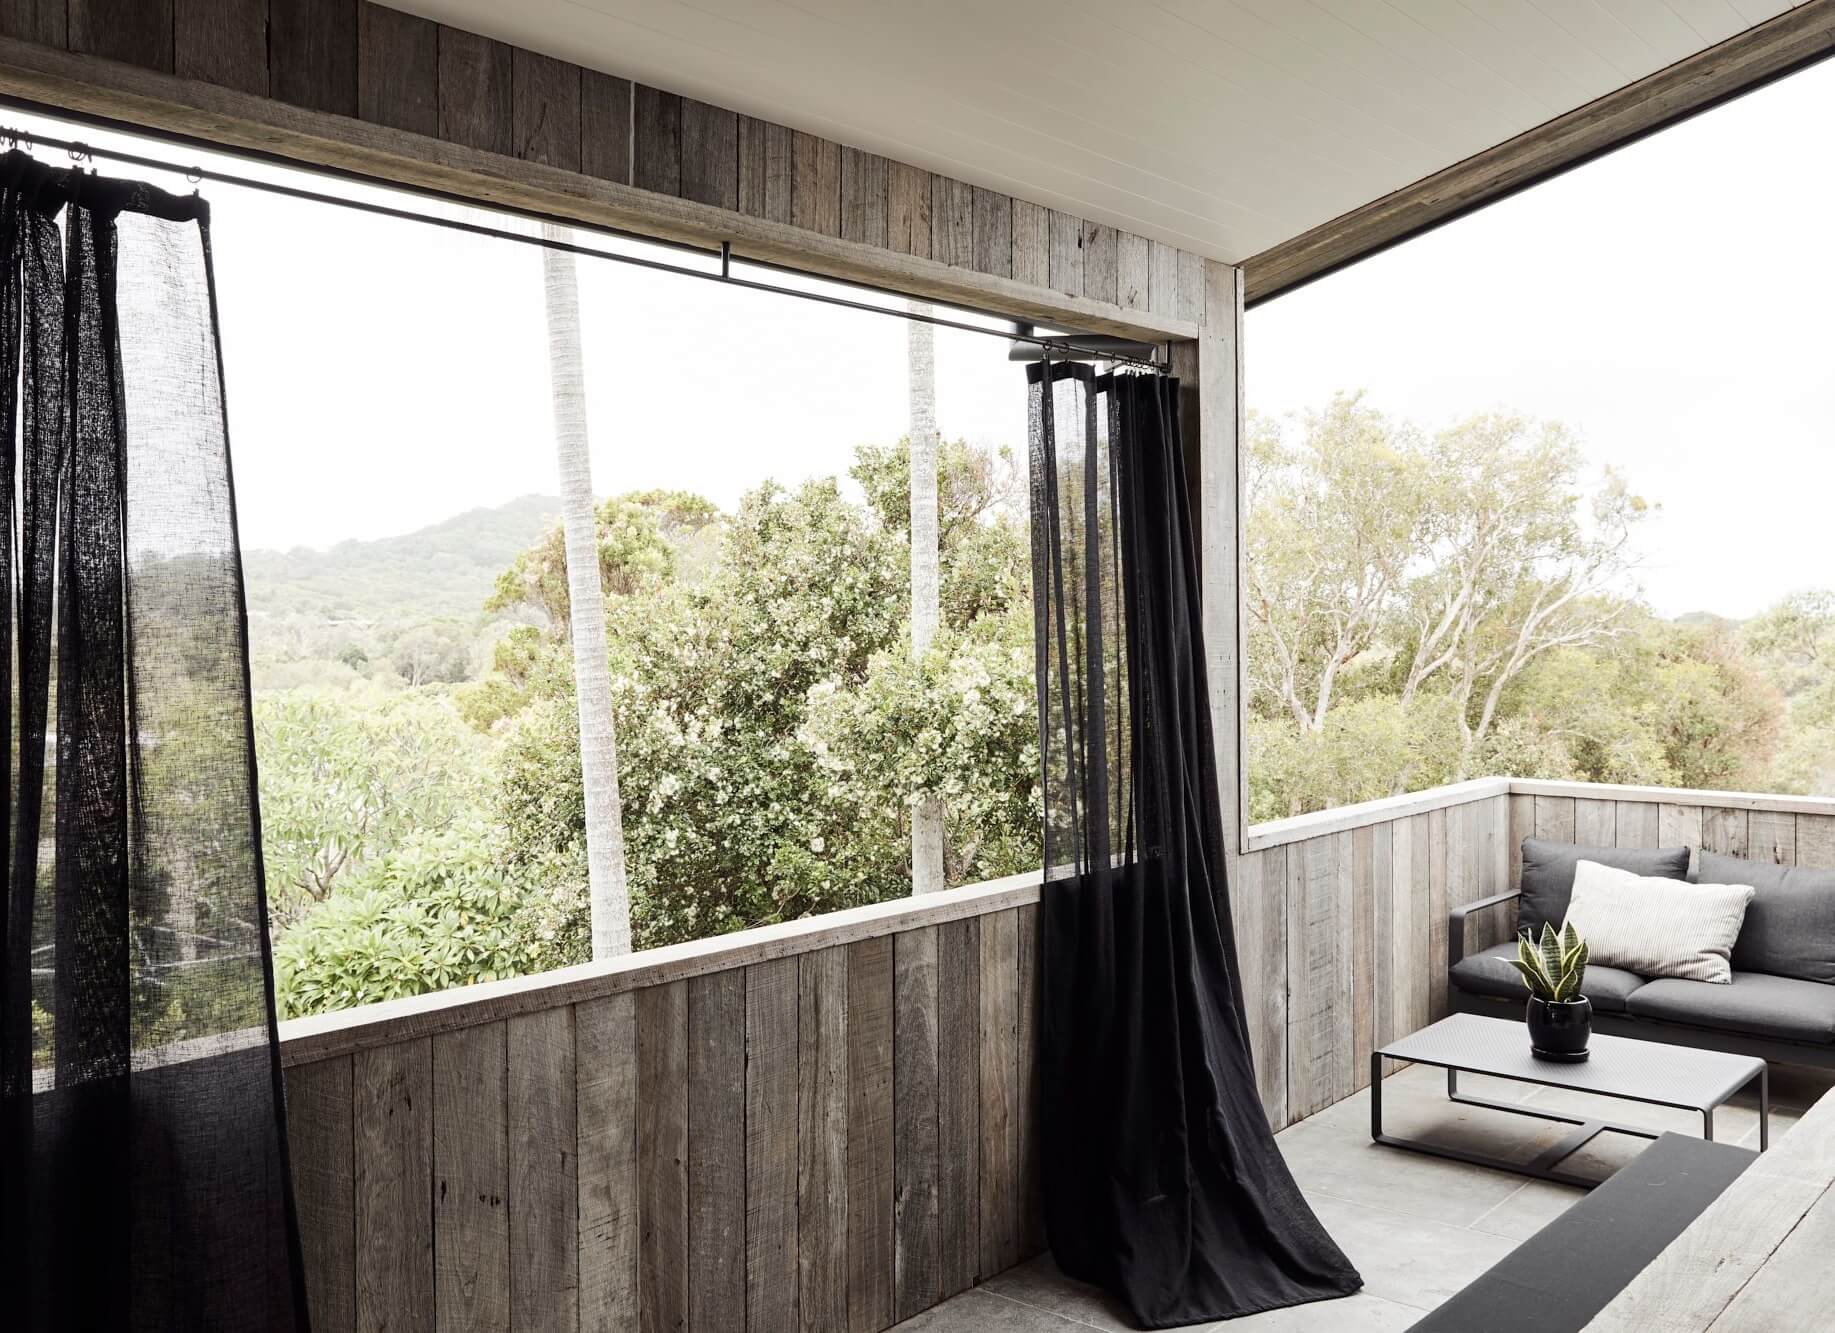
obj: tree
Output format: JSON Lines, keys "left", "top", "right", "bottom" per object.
{"left": 540, "top": 224, "right": 631, "bottom": 959}
{"left": 907, "top": 303, "right": 945, "bottom": 893}
{"left": 390, "top": 618, "right": 472, "bottom": 685}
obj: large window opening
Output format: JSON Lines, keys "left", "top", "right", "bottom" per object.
{"left": 1243, "top": 56, "right": 1835, "bottom": 824}
{"left": 7, "top": 108, "right": 1049, "bottom": 1018}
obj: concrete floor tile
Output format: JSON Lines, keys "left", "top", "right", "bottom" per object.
{"left": 1465, "top": 1178, "right": 1586, "bottom": 1241}
{"left": 1211, "top": 1292, "right": 1425, "bottom": 1331}
{"left": 1304, "top": 1192, "right": 1518, "bottom": 1312}
{"left": 891, "top": 1286, "right": 1090, "bottom": 1331}
{"left": 980, "top": 1255, "right": 1137, "bottom": 1331}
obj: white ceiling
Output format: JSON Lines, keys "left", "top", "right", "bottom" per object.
{"left": 386, "top": 1, "right": 1806, "bottom": 263}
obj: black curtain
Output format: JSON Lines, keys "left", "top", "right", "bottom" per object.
{"left": 1029, "top": 362, "right": 1360, "bottom": 1327}
{"left": 0, "top": 153, "right": 309, "bottom": 1330}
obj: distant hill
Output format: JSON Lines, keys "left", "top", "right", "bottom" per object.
{"left": 244, "top": 494, "right": 558, "bottom": 627}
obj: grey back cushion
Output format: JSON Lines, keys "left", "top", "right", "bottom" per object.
{"left": 1697, "top": 850, "right": 1835, "bottom": 985}
{"left": 1518, "top": 838, "right": 1691, "bottom": 938}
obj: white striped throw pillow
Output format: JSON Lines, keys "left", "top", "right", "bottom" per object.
{"left": 1563, "top": 859, "right": 1755, "bottom": 984}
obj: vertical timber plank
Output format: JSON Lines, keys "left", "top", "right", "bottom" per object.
{"left": 1014, "top": 903, "right": 1042, "bottom": 1256}
{"left": 1750, "top": 809, "right": 1797, "bottom": 864}
{"left": 633, "top": 86, "right": 681, "bottom": 195}
{"left": 737, "top": 116, "right": 792, "bottom": 224}
{"left": 1351, "top": 826, "right": 1376, "bottom": 1093}
{"left": 1614, "top": 801, "right": 1659, "bottom": 850}
{"left": 0, "top": 0, "right": 63, "bottom": 46}
{"left": 358, "top": 3, "right": 435, "bottom": 136}
{"left": 1117, "top": 232, "right": 1151, "bottom": 311}
{"left": 1177, "top": 247, "right": 1206, "bottom": 323}
{"left": 355, "top": 1038, "right": 434, "bottom": 1332}
{"left": 935, "top": 917, "right": 980, "bottom": 1296}
{"left": 792, "top": 132, "right": 842, "bottom": 237}
{"left": 1370, "top": 823, "right": 1396, "bottom": 1056}
{"left": 892, "top": 927, "right": 941, "bottom": 1321}
{"left": 680, "top": 98, "right": 739, "bottom": 211}
{"left": 437, "top": 26, "right": 511, "bottom": 156}
{"left": 1048, "top": 210, "right": 1083, "bottom": 297}
{"left": 970, "top": 187, "right": 1012, "bottom": 278}
{"left": 688, "top": 971, "right": 745, "bottom": 1332}
{"left": 270, "top": 0, "right": 356, "bottom": 115}
{"left": 70, "top": 0, "right": 172, "bottom": 70}
{"left": 1509, "top": 793, "right": 1533, "bottom": 890}
{"left": 1287, "top": 835, "right": 1353, "bottom": 1119}
{"left": 637, "top": 981, "right": 689, "bottom": 1333}
{"left": 1233, "top": 848, "right": 1288, "bottom": 1126}
{"left": 886, "top": 161, "right": 930, "bottom": 258}
{"left": 1148, "top": 240, "right": 1178, "bottom": 317}
{"left": 176, "top": 0, "right": 267, "bottom": 95}
{"left": 1428, "top": 808, "right": 1449, "bottom": 1020}
{"left": 746, "top": 958, "right": 799, "bottom": 1332}
{"left": 512, "top": 49, "right": 581, "bottom": 173}
{"left": 1660, "top": 802, "right": 1705, "bottom": 876}
{"left": 1703, "top": 806, "right": 1750, "bottom": 858}
{"left": 799, "top": 947, "right": 849, "bottom": 1331}
{"left": 1798, "top": 813, "right": 1835, "bottom": 870}
{"left": 1535, "top": 795, "right": 1577, "bottom": 843}
{"left": 977, "top": 909, "right": 1020, "bottom": 1277}
{"left": 930, "top": 177, "right": 973, "bottom": 269}
{"left": 432, "top": 1023, "right": 509, "bottom": 1333}
{"left": 580, "top": 69, "right": 632, "bottom": 185}
{"left": 1574, "top": 797, "right": 1616, "bottom": 846}
{"left": 1009, "top": 201, "right": 1048, "bottom": 288}
{"left": 839, "top": 147, "right": 888, "bottom": 248}
{"left": 288, "top": 1056, "right": 356, "bottom": 1333}
{"left": 1445, "top": 802, "right": 1476, "bottom": 963}
{"left": 576, "top": 994, "right": 639, "bottom": 1332}
{"left": 510, "top": 1007, "right": 578, "bottom": 1330}
{"left": 1082, "top": 223, "right": 1118, "bottom": 305}
{"left": 846, "top": 936, "right": 895, "bottom": 1332}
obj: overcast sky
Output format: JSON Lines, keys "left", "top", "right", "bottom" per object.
{"left": 16, "top": 51, "right": 1835, "bottom": 620}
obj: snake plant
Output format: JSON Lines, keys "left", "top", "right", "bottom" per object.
{"left": 1509, "top": 921, "right": 1589, "bottom": 1003}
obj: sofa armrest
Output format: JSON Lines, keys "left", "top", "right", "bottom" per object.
{"left": 1448, "top": 890, "right": 1521, "bottom": 970}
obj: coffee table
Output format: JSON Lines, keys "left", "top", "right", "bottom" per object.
{"left": 1371, "top": 1013, "right": 1768, "bottom": 1188}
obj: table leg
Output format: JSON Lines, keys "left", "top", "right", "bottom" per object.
{"left": 1371, "top": 1052, "right": 1382, "bottom": 1141}
{"left": 1703, "top": 1107, "right": 1714, "bottom": 1142}
{"left": 1760, "top": 1066, "right": 1769, "bottom": 1152}
{"left": 1448, "top": 1067, "right": 1458, "bottom": 1099}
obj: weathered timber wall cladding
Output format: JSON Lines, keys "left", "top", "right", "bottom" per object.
{"left": 1232, "top": 780, "right": 1835, "bottom": 1134}
{"left": 282, "top": 896, "right": 1042, "bottom": 1332}
{"left": 0, "top": 1, "right": 1205, "bottom": 329}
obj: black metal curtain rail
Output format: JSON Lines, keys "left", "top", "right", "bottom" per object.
{"left": 0, "top": 108, "right": 1170, "bottom": 373}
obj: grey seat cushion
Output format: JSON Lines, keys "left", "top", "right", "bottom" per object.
{"left": 1519, "top": 838, "right": 1691, "bottom": 937}
{"left": 1450, "top": 941, "right": 1648, "bottom": 1013}
{"left": 1627, "top": 971, "right": 1835, "bottom": 1044}
{"left": 1695, "top": 850, "right": 1835, "bottom": 985}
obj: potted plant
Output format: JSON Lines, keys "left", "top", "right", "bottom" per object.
{"left": 1508, "top": 921, "right": 1592, "bottom": 1062}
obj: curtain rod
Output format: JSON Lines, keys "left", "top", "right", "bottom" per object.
{"left": 0, "top": 115, "right": 1169, "bottom": 374}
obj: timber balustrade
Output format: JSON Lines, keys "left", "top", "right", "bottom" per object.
{"left": 278, "top": 779, "right": 1835, "bottom": 1328}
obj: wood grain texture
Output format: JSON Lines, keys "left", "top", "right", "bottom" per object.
{"left": 1535, "top": 794, "right": 1576, "bottom": 843}
{"left": 798, "top": 946, "right": 848, "bottom": 1331}
{"left": 1177, "top": 247, "right": 1205, "bottom": 323}
{"left": 970, "top": 186, "right": 1011, "bottom": 279}
{"left": 1048, "top": 209, "right": 1082, "bottom": 298}
{"left": 0, "top": 0, "right": 63, "bottom": 46}
{"left": 1574, "top": 797, "right": 1616, "bottom": 846}
{"left": 1014, "top": 902, "right": 1043, "bottom": 1257}
{"left": 632, "top": 85, "right": 680, "bottom": 195}
{"left": 1749, "top": 808, "right": 1796, "bottom": 864}
{"left": 432, "top": 1022, "right": 508, "bottom": 1333}
{"left": 354, "top": 1038, "right": 434, "bottom": 1331}
{"left": 436, "top": 25, "right": 510, "bottom": 156}
{"left": 1660, "top": 802, "right": 1706, "bottom": 874}
{"left": 791, "top": 131, "right": 841, "bottom": 237}
{"left": 1148, "top": 240, "right": 1178, "bottom": 318}
{"left": 288, "top": 1056, "right": 356, "bottom": 1333}
{"left": 745, "top": 958, "right": 799, "bottom": 1332}
{"left": 737, "top": 116, "right": 791, "bottom": 224}
{"left": 1231, "top": 847, "right": 1287, "bottom": 1124}
{"left": 70, "top": 0, "right": 172, "bottom": 71}
{"left": 510, "top": 1007, "right": 578, "bottom": 1330}
{"left": 930, "top": 176, "right": 973, "bottom": 269}
{"left": 976, "top": 908, "right": 1020, "bottom": 1276}
{"left": 1614, "top": 799, "right": 1659, "bottom": 849}
{"left": 1117, "top": 232, "right": 1151, "bottom": 311}
{"left": 579, "top": 69, "right": 632, "bottom": 185}
{"left": 636, "top": 981, "right": 688, "bottom": 1333}
{"left": 892, "top": 926, "right": 940, "bottom": 1321}
{"left": 1702, "top": 806, "right": 1750, "bottom": 858}
{"left": 935, "top": 916, "right": 980, "bottom": 1296}
{"left": 357, "top": 3, "right": 435, "bottom": 136}
{"left": 512, "top": 48, "right": 580, "bottom": 173}
{"left": 1798, "top": 813, "right": 1835, "bottom": 870}
{"left": 1009, "top": 200, "right": 1047, "bottom": 287}
{"left": 1428, "top": 808, "right": 1449, "bottom": 1020}
{"left": 1287, "top": 834, "right": 1354, "bottom": 1118}
{"left": 269, "top": 0, "right": 355, "bottom": 115}
{"left": 886, "top": 160, "right": 930, "bottom": 259}
{"left": 846, "top": 934, "right": 895, "bottom": 1332}
{"left": 1082, "top": 222, "right": 1118, "bottom": 306}
{"left": 575, "top": 993, "right": 639, "bottom": 1332}
{"left": 1508, "top": 793, "right": 1532, "bottom": 889}
{"left": 680, "top": 97, "right": 738, "bottom": 210}
{"left": 688, "top": 970, "right": 745, "bottom": 1331}
{"left": 839, "top": 146, "right": 887, "bottom": 248}
{"left": 176, "top": 0, "right": 266, "bottom": 95}
{"left": 1350, "top": 825, "right": 1377, "bottom": 1092}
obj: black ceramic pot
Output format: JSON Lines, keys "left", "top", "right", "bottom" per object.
{"left": 1526, "top": 995, "right": 1592, "bottom": 1062}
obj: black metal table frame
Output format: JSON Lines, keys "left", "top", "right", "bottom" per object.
{"left": 1369, "top": 1052, "right": 1769, "bottom": 1190}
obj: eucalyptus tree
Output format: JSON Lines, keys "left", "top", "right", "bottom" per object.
{"left": 541, "top": 223, "right": 632, "bottom": 957}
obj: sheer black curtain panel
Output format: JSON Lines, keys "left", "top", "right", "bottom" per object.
{"left": 0, "top": 151, "right": 309, "bottom": 1330}
{"left": 1029, "top": 361, "right": 1361, "bottom": 1327}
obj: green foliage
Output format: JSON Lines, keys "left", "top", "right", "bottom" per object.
{"left": 1508, "top": 922, "right": 1589, "bottom": 1003}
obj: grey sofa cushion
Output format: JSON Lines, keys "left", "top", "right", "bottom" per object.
{"left": 1695, "top": 850, "right": 1835, "bottom": 985}
{"left": 1518, "top": 838, "right": 1691, "bottom": 938}
{"left": 1450, "top": 941, "right": 1648, "bottom": 1013}
{"left": 1626, "top": 972, "right": 1835, "bottom": 1045}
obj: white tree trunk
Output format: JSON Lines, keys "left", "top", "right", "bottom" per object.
{"left": 908, "top": 303, "right": 946, "bottom": 894}
{"left": 542, "top": 223, "right": 632, "bottom": 958}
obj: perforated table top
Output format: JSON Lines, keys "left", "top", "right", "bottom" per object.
{"left": 1378, "top": 1013, "right": 1764, "bottom": 1110}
